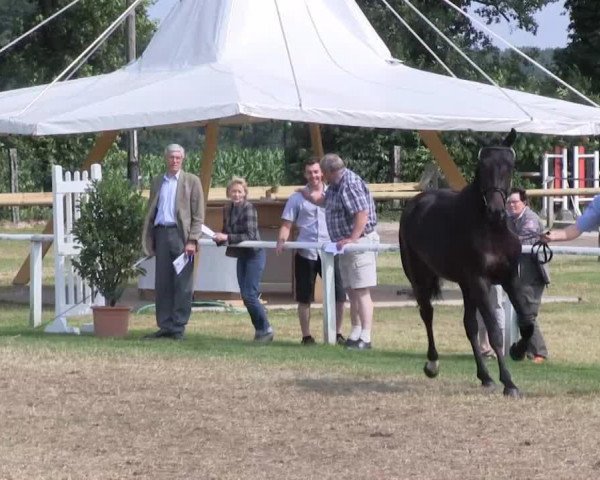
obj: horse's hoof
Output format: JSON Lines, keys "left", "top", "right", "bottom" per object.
{"left": 509, "top": 343, "right": 526, "bottom": 361}
{"left": 503, "top": 387, "right": 522, "bottom": 398}
{"left": 423, "top": 360, "right": 439, "bottom": 378}
{"left": 481, "top": 380, "right": 496, "bottom": 391}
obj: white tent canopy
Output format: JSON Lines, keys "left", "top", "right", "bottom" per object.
{"left": 1, "top": 0, "right": 600, "bottom": 136}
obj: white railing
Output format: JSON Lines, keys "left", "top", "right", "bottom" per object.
{"left": 542, "top": 147, "right": 600, "bottom": 220}
{"left": 197, "top": 239, "right": 600, "bottom": 352}
{"left": 2, "top": 234, "right": 599, "bottom": 352}
{"left": 0, "top": 233, "right": 53, "bottom": 328}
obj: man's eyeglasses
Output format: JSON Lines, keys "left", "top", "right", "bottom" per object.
{"left": 507, "top": 200, "right": 522, "bottom": 204}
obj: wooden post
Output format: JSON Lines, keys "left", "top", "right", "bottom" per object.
{"left": 13, "top": 131, "right": 119, "bottom": 285}
{"left": 200, "top": 122, "right": 220, "bottom": 202}
{"left": 418, "top": 130, "right": 467, "bottom": 191}
{"left": 309, "top": 123, "right": 325, "bottom": 303}
{"left": 392, "top": 145, "right": 401, "bottom": 208}
{"left": 9, "top": 148, "right": 19, "bottom": 224}
{"left": 126, "top": 0, "right": 139, "bottom": 188}
{"left": 309, "top": 123, "right": 324, "bottom": 158}
{"left": 392, "top": 145, "right": 401, "bottom": 182}
{"left": 194, "top": 122, "right": 220, "bottom": 282}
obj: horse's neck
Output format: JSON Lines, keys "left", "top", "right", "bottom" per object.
{"left": 457, "top": 183, "right": 483, "bottom": 210}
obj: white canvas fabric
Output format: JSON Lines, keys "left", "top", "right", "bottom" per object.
{"left": 1, "top": 0, "right": 600, "bottom": 136}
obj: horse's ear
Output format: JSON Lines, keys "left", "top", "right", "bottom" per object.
{"left": 502, "top": 128, "right": 517, "bottom": 147}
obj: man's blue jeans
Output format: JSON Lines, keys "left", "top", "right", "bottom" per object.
{"left": 236, "top": 248, "right": 270, "bottom": 333}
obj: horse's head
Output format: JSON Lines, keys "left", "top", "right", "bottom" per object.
{"left": 475, "top": 129, "right": 517, "bottom": 224}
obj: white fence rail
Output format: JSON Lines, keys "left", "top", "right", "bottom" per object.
{"left": 1, "top": 234, "right": 599, "bottom": 351}
{"left": 198, "top": 239, "right": 600, "bottom": 351}
{"left": 0, "top": 233, "right": 52, "bottom": 328}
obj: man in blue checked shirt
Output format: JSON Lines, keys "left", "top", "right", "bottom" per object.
{"left": 305, "top": 153, "right": 379, "bottom": 350}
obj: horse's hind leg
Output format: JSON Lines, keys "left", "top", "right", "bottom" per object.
{"left": 400, "top": 245, "right": 440, "bottom": 378}
{"left": 412, "top": 282, "right": 439, "bottom": 378}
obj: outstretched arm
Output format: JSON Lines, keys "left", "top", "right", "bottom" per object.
{"left": 543, "top": 224, "right": 582, "bottom": 242}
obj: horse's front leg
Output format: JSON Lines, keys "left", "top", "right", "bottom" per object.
{"left": 460, "top": 283, "right": 495, "bottom": 390}
{"left": 503, "top": 269, "right": 537, "bottom": 362}
{"left": 467, "top": 280, "right": 520, "bottom": 397}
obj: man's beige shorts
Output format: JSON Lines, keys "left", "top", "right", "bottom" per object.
{"left": 339, "top": 231, "right": 379, "bottom": 289}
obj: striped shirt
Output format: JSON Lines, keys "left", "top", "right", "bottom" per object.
{"left": 324, "top": 168, "right": 377, "bottom": 242}
{"left": 281, "top": 189, "right": 330, "bottom": 260}
{"left": 154, "top": 172, "right": 179, "bottom": 226}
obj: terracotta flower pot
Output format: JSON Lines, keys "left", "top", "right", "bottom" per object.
{"left": 92, "top": 306, "right": 130, "bottom": 338}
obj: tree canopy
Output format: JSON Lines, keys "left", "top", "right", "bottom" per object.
{"left": 0, "top": 0, "right": 598, "bottom": 205}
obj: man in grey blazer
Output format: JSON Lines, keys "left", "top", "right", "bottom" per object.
{"left": 142, "top": 144, "right": 204, "bottom": 340}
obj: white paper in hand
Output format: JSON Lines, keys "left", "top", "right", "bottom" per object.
{"left": 133, "top": 256, "right": 151, "bottom": 268}
{"left": 172, "top": 252, "right": 190, "bottom": 275}
{"left": 323, "top": 242, "right": 345, "bottom": 255}
{"left": 201, "top": 224, "right": 216, "bottom": 238}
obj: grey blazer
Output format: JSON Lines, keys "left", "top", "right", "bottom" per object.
{"left": 142, "top": 171, "right": 204, "bottom": 256}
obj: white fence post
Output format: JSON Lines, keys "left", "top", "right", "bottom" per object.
{"left": 45, "top": 163, "right": 104, "bottom": 335}
{"left": 29, "top": 240, "right": 43, "bottom": 328}
{"left": 502, "top": 296, "right": 519, "bottom": 357}
{"left": 320, "top": 250, "right": 337, "bottom": 345}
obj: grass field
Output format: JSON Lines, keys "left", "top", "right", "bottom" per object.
{"left": 1, "top": 227, "right": 600, "bottom": 479}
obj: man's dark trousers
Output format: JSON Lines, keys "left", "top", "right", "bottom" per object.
{"left": 154, "top": 226, "right": 194, "bottom": 334}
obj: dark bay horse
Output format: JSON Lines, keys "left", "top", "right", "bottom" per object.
{"left": 399, "top": 130, "right": 536, "bottom": 397}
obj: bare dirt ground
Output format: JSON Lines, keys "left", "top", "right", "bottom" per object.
{"left": 1, "top": 346, "right": 599, "bottom": 480}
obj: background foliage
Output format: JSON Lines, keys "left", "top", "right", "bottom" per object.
{"left": 0, "top": 0, "right": 599, "bottom": 220}
{"left": 71, "top": 171, "right": 146, "bottom": 306}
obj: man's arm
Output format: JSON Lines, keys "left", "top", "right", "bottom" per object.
{"left": 186, "top": 175, "right": 204, "bottom": 255}
{"left": 336, "top": 210, "right": 368, "bottom": 249}
{"left": 543, "top": 224, "right": 582, "bottom": 242}
{"left": 301, "top": 187, "right": 325, "bottom": 206}
{"left": 276, "top": 220, "right": 293, "bottom": 255}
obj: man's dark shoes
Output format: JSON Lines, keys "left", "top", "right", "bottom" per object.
{"left": 345, "top": 337, "right": 359, "bottom": 348}
{"left": 143, "top": 329, "right": 171, "bottom": 339}
{"left": 143, "top": 330, "right": 184, "bottom": 340}
{"left": 347, "top": 339, "right": 372, "bottom": 350}
{"left": 301, "top": 335, "right": 316, "bottom": 345}
{"left": 336, "top": 333, "right": 346, "bottom": 346}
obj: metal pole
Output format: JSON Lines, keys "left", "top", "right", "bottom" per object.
{"left": 9, "top": 148, "right": 20, "bottom": 224}
{"left": 126, "top": 0, "right": 139, "bottom": 188}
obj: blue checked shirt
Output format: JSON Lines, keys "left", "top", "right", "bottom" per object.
{"left": 324, "top": 168, "right": 377, "bottom": 242}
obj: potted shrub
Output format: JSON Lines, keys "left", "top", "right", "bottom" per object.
{"left": 71, "top": 170, "right": 146, "bottom": 337}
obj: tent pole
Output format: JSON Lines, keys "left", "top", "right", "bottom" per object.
{"left": 12, "top": 131, "right": 119, "bottom": 285}
{"left": 418, "top": 130, "right": 467, "bottom": 191}
{"left": 194, "top": 121, "right": 220, "bottom": 285}
{"left": 309, "top": 123, "right": 324, "bottom": 158}
{"left": 199, "top": 122, "right": 219, "bottom": 200}
{"left": 309, "top": 123, "right": 325, "bottom": 303}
